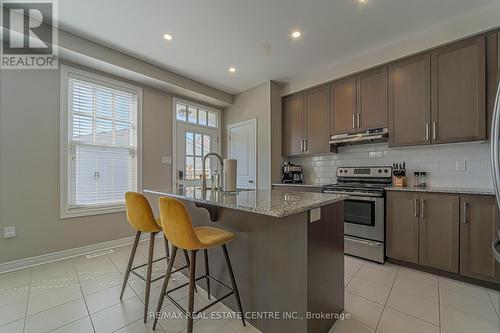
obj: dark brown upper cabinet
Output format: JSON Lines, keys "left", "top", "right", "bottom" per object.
{"left": 419, "top": 193, "right": 459, "bottom": 273}
{"left": 386, "top": 191, "right": 419, "bottom": 264}
{"left": 460, "top": 195, "right": 500, "bottom": 283}
{"left": 330, "top": 76, "right": 357, "bottom": 135}
{"left": 431, "top": 35, "right": 486, "bottom": 144}
{"left": 282, "top": 85, "right": 330, "bottom": 156}
{"left": 389, "top": 53, "right": 431, "bottom": 147}
{"left": 356, "top": 66, "right": 388, "bottom": 131}
{"left": 282, "top": 93, "right": 305, "bottom": 156}
{"left": 304, "top": 85, "right": 330, "bottom": 154}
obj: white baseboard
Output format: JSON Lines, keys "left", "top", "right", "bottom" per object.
{"left": 0, "top": 233, "right": 163, "bottom": 274}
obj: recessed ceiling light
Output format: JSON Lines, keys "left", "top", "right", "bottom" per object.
{"left": 358, "top": 0, "right": 367, "bottom": 3}
{"left": 229, "top": 67, "right": 236, "bottom": 73}
{"left": 291, "top": 31, "right": 302, "bottom": 39}
{"left": 163, "top": 33, "right": 173, "bottom": 41}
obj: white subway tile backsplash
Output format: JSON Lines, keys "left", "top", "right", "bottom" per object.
{"left": 289, "top": 141, "right": 492, "bottom": 189}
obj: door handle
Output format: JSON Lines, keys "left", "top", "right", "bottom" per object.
{"left": 420, "top": 199, "right": 425, "bottom": 218}
{"left": 352, "top": 114, "right": 356, "bottom": 129}
{"left": 248, "top": 180, "right": 254, "bottom": 183}
{"left": 462, "top": 202, "right": 469, "bottom": 224}
{"left": 414, "top": 198, "right": 419, "bottom": 218}
{"left": 492, "top": 239, "right": 500, "bottom": 264}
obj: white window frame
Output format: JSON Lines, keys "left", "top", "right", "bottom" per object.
{"left": 172, "top": 97, "right": 221, "bottom": 186}
{"left": 60, "top": 65, "right": 142, "bottom": 218}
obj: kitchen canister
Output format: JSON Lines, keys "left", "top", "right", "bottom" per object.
{"left": 223, "top": 159, "right": 237, "bottom": 192}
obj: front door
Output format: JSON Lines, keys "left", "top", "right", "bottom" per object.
{"left": 227, "top": 119, "right": 257, "bottom": 189}
{"left": 174, "top": 100, "right": 220, "bottom": 188}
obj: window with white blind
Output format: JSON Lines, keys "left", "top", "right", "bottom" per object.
{"left": 60, "top": 65, "right": 142, "bottom": 218}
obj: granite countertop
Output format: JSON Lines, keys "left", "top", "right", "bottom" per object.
{"left": 144, "top": 187, "right": 346, "bottom": 218}
{"left": 385, "top": 186, "right": 495, "bottom": 196}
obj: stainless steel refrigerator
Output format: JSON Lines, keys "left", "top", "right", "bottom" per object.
{"left": 490, "top": 85, "right": 500, "bottom": 288}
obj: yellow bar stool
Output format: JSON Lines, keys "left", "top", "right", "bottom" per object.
{"left": 153, "top": 197, "right": 245, "bottom": 333}
{"left": 121, "top": 192, "right": 195, "bottom": 322}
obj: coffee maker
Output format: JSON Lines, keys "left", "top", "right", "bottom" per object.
{"left": 281, "top": 162, "right": 304, "bottom": 184}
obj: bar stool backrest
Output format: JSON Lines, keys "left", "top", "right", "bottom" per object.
{"left": 158, "top": 197, "right": 203, "bottom": 250}
{"left": 125, "top": 192, "right": 160, "bottom": 232}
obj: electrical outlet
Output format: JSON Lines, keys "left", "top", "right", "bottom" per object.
{"left": 456, "top": 160, "right": 466, "bottom": 171}
{"left": 4, "top": 226, "right": 15, "bottom": 239}
{"left": 161, "top": 156, "right": 172, "bottom": 165}
{"left": 369, "top": 151, "right": 384, "bottom": 158}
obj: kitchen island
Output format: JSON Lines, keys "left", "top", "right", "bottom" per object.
{"left": 144, "top": 187, "right": 346, "bottom": 333}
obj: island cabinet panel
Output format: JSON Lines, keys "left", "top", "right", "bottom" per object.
{"left": 356, "top": 66, "right": 388, "bottom": 131}
{"left": 304, "top": 85, "right": 330, "bottom": 154}
{"left": 419, "top": 193, "right": 459, "bottom": 273}
{"left": 460, "top": 195, "right": 500, "bottom": 283}
{"left": 386, "top": 192, "right": 420, "bottom": 264}
{"left": 388, "top": 53, "right": 431, "bottom": 147}
{"left": 431, "top": 35, "right": 486, "bottom": 144}
{"left": 283, "top": 93, "right": 305, "bottom": 156}
{"left": 330, "top": 76, "right": 357, "bottom": 135}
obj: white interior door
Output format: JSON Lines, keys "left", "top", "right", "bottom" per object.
{"left": 227, "top": 119, "right": 257, "bottom": 189}
{"left": 176, "top": 123, "right": 219, "bottom": 187}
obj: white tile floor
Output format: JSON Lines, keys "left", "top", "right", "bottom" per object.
{"left": 0, "top": 241, "right": 499, "bottom": 333}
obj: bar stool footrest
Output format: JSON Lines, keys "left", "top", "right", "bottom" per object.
{"left": 164, "top": 274, "right": 236, "bottom": 316}
{"left": 129, "top": 256, "right": 188, "bottom": 282}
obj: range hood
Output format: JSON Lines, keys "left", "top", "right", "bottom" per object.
{"left": 329, "top": 128, "right": 388, "bottom": 152}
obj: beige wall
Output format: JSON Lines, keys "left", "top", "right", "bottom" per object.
{"left": 222, "top": 81, "right": 283, "bottom": 189}
{"left": 0, "top": 64, "right": 174, "bottom": 264}
{"left": 270, "top": 81, "right": 283, "bottom": 184}
{"left": 223, "top": 82, "right": 271, "bottom": 189}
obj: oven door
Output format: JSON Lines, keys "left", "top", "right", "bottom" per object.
{"left": 343, "top": 196, "right": 384, "bottom": 242}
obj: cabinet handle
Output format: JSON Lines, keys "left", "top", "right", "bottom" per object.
{"left": 425, "top": 122, "right": 429, "bottom": 141}
{"left": 300, "top": 140, "right": 304, "bottom": 152}
{"left": 414, "top": 198, "right": 419, "bottom": 218}
{"left": 352, "top": 114, "right": 356, "bottom": 128}
{"left": 420, "top": 199, "right": 425, "bottom": 218}
{"left": 462, "top": 202, "right": 469, "bottom": 224}
{"left": 304, "top": 139, "right": 308, "bottom": 151}
{"left": 357, "top": 113, "right": 361, "bottom": 128}
{"left": 432, "top": 122, "right": 437, "bottom": 140}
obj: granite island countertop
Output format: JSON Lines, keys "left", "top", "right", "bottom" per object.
{"left": 385, "top": 186, "right": 494, "bottom": 196}
{"left": 144, "top": 187, "right": 346, "bottom": 218}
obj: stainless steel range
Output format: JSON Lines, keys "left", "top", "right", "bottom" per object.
{"left": 322, "top": 166, "right": 392, "bottom": 263}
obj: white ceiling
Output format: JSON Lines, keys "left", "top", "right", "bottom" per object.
{"left": 59, "top": 0, "right": 498, "bottom": 95}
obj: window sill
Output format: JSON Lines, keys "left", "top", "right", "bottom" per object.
{"left": 61, "top": 205, "right": 126, "bottom": 219}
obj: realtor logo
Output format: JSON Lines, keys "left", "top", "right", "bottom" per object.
{"left": 1, "top": 0, "right": 58, "bottom": 69}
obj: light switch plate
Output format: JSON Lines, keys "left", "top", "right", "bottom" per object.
{"left": 4, "top": 226, "right": 15, "bottom": 239}
{"left": 161, "top": 156, "right": 172, "bottom": 165}
{"left": 455, "top": 160, "right": 466, "bottom": 171}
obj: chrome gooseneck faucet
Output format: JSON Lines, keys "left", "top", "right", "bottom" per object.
{"left": 202, "top": 153, "right": 224, "bottom": 191}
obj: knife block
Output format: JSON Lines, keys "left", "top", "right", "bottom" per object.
{"left": 393, "top": 176, "right": 406, "bottom": 187}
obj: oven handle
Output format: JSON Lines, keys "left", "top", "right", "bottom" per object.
{"left": 346, "top": 237, "right": 383, "bottom": 247}
{"left": 323, "top": 190, "right": 381, "bottom": 198}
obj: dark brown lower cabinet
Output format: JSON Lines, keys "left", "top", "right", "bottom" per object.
{"left": 386, "top": 192, "right": 419, "bottom": 264}
{"left": 460, "top": 195, "right": 500, "bottom": 283}
{"left": 419, "top": 194, "right": 459, "bottom": 273}
{"left": 387, "top": 191, "right": 500, "bottom": 284}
